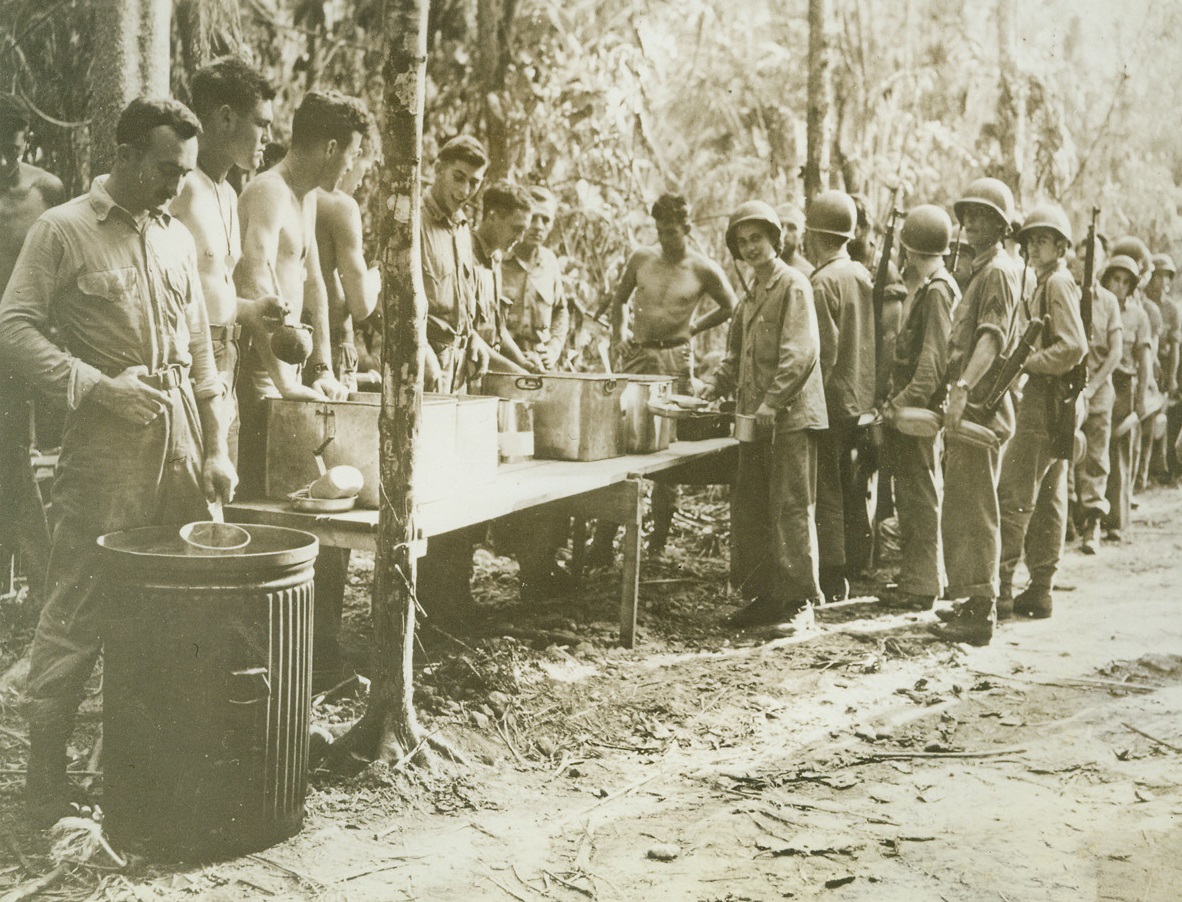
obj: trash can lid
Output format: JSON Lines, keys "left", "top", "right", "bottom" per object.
{"left": 98, "top": 524, "right": 318, "bottom": 579}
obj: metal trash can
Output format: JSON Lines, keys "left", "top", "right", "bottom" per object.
{"left": 97, "top": 524, "right": 318, "bottom": 858}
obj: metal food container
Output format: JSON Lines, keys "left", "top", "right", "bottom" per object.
{"left": 262, "top": 394, "right": 460, "bottom": 507}
{"left": 480, "top": 372, "right": 623, "bottom": 461}
{"left": 418, "top": 394, "right": 459, "bottom": 503}
{"left": 262, "top": 397, "right": 382, "bottom": 508}
{"left": 497, "top": 398, "right": 535, "bottom": 463}
{"left": 454, "top": 395, "right": 500, "bottom": 490}
{"left": 618, "top": 375, "right": 675, "bottom": 453}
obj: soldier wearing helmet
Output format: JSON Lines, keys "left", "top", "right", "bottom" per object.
{"left": 802, "top": 190, "right": 876, "bottom": 601}
{"left": 1070, "top": 233, "right": 1123, "bottom": 555}
{"left": 703, "top": 201, "right": 827, "bottom": 631}
{"left": 931, "top": 176, "right": 1021, "bottom": 646}
{"left": 995, "top": 204, "right": 1087, "bottom": 621}
{"left": 880, "top": 204, "right": 959, "bottom": 611}
{"left": 589, "top": 193, "right": 738, "bottom": 562}
{"left": 1147, "top": 253, "right": 1182, "bottom": 477}
{"left": 1100, "top": 253, "right": 1153, "bottom": 542}
{"left": 1144, "top": 252, "right": 1179, "bottom": 480}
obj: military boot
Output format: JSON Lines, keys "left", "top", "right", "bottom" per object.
{"left": 25, "top": 716, "right": 82, "bottom": 829}
{"left": 1080, "top": 514, "right": 1100, "bottom": 555}
{"left": 1013, "top": 584, "right": 1053, "bottom": 619}
{"left": 928, "top": 596, "right": 995, "bottom": 646}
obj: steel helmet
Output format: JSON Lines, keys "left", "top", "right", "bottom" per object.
{"left": 953, "top": 177, "right": 1016, "bottom": 230}
{"left": 1111, "top": 236, "right": 1151, "bottom": 274}
{"left": 900, "top": 204, "right": 953, "bottom": 256}
{"left": 1152, "top": 253, "right": 1177, "bottom": 276}
{"left": 1017, "top": 203, "right": 1073, "bottom": 245}
{"left": 805, "top": 190, "right": 857, "bottom": 240}
{"left": 726, "top": 201, "right": 783, "bottom": 259}
{"left": 1101, "top": 254, "right": 1140, "bottom": 285}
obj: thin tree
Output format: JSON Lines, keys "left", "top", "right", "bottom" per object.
{"left": 327, "top": 0, "right": 463, "bottom": 770}
{"left": 805, "top": 0, "right": 832, "bottom": 200}
{"left": 91, "top": 0, "right": 171, "bottom": 171}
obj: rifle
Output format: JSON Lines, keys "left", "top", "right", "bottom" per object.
{"left": 1050, "top": 205, "right": 1099, "bottom": 459}
{"left": 949, "top": 224, "right": 965, "bottom": 272}
{"left": 872, "top": 205, "right": 903, "bottom": 393}
{"left": 966, "top": 316, "right": 1047, "bottom": 421}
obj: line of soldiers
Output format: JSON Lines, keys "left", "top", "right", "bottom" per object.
{"left": 701, "top": 178, "right": 1179, "bottom": 650}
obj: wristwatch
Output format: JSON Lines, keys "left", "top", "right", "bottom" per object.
{"left": 308, "top": 362, "right": 332, "bottom": 376}
{"left": 954, "top": 378, "right": 970, "bottom": 392}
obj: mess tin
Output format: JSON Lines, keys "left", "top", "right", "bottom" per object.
{"left": 944, "top": 419, "right": 999, "bottom": 450}
{"left": 892, "top": 407, "right": 943, "bottom": 438}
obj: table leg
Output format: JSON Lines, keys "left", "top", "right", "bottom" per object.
{"left": 618, "top": 479, "right": 643, "bottom": 649}
{"left": 570, "top": 518, "right": 588, "bottom": 581}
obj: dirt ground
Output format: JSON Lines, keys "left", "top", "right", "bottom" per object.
{"left": 1, "top": 482, "right": 1181, "bottom": 901}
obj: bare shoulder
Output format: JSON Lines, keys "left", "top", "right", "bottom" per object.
{"left": 25, "top": 163, "right": 65, "bottom": 205}
{"left": 240, "top": 170, "right": 290, "bottom": 210}
{"left": 629, "top": 245, "right": 660, "bottom": 268}
{"left": 171, "top": 172, "right": 201, "bottom": 217}
{"left": 687, "top": 247, "right": 727, "bottom": 279}
{"left": 317, "top": 188, "right": 358, "bottom": 219}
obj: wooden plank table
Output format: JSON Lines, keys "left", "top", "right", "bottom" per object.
{"left": 227, "top": 438, "right": 738, "bottom": 647}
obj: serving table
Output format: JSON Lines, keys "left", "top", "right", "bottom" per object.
{"left": 227, "top": 438, "right": 737, "bottom": 647}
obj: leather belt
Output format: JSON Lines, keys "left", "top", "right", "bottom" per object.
{"left": 138, "top": 364, "right": 189, "bottom": 392}
{"left": 636, "top": 338, "right": 689, "bottom": 350}
{"left": 209, "top": 322, "right": 242, "bottom": 342}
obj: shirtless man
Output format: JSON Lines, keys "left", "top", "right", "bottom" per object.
{"left": 0, "top": 95, "right": 63, "bottom": 613}
{"left": 171, "top": 57, "right": 277, "bottom": 463}
{"left": 317, "top": 134, "right": 380, "bottom": 391}
{"left": 590, "top": 193, "right": 738, "bottom": 558}
{"left": 595, "top": 194, "right": 737, "bottom": 388}
{"left": 235, "top": 90, "right": 360, "bottom": 495}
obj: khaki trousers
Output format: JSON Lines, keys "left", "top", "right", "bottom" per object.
{"left": 731, "top": 429, "right": 821, "bottom": 604}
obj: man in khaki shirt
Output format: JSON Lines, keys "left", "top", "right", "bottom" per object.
{"left": 0, "top": 98, "right": 235, "bottom": 825}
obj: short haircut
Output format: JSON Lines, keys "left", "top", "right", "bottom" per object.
{"left": 116, "top": 97, "right": 202, "bottom": 150}
{"left": 190, "top": 56, "right": 276, "bottom": 121}
{"left": 291, "top": 90, "right": 371, "bottom": 151}
{"left": 0, "top": 95, "right": 29, "bottom": 139}
{"left": 652, "top": 193, "right": 690, "bottom": 226}
{"left": 482, "top": 182, "right": 533, "bottom": 218}
{"left": 438, "top": 135, "right": 488, "bottom": 168}
{"left": 527, "top": 185, "right": 557, "bottom": 209}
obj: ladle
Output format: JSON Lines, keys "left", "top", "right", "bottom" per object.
{"left": 179, "top": 500, "right": 251, "bottom": 554}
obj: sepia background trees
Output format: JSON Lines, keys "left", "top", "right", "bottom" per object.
{"left": 3, "top": 0, "right": 1180, "bottom": 281}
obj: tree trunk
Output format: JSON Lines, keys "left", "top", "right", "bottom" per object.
{"left": 91, "top": 0, "right": 171, "bottom": 173}
{"left": 476, "top": 0, "right": 517, "bottom": 181}
{"left": 326, "top": 0, "right": 462, "bottom": 772}
{"left": 995, "top": 0, "right": 1025, "bottom": 204}
{"left": 805, "top": 0, "right": 832, "bottom": 200}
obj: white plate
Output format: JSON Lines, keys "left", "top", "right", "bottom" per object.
{"left": 288, "top": 490, "right": 358, "bottom": 513}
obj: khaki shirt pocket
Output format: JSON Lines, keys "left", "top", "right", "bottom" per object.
{"left": 77, "top": 266, "right": 138, "bottom": 302}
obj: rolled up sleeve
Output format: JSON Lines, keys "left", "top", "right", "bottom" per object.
{"left": 1025, "top": 275, "right": 1087, "bottom": 375}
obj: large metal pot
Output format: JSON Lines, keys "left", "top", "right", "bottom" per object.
{"left": 618, "top": 375, "right": 674, "bottom": 453}
{"left": 480, "top": 372, "right": 623, "bottom": 461}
